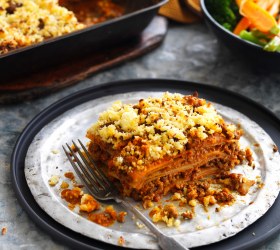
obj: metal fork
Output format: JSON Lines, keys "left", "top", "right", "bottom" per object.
{"left": 63, "top": 140, "right": 188, "bottom": 250}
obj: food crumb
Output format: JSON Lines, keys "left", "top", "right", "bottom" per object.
{"left": 1, "top": 227, "right": 7, "bottom": 235}
{"left": 149, "top": 204, "right": 179, "bottom": 227}
{"left": 60, "top": 181, "right": 69, "bottom": 189}
{"left": 79, "top": 194, "right": 100, "bottom": 213}
{"left": 51, "top": 149, "right": 59, "bottom": 154}
{"left": 117, "top": 211, "right": 127, "bottom": 223}
{"left": 118, "top": 236, "right": 125, "bottom": 246}
{"left": 71, "top": 144, "right": 77, "bottom": 151}
{"left": 188, "top": 199, "right": 197, "bottom": 207}
{"left": 48, "top": 175, "right": 60, "bottom": 186}
{"left": 143, "top": 200, "right": 154, "bottom": 208}
{"left": 215, "top": 207, "right": 222, "bottom": 212}
{"left": 88, "top": 205, "right": 117, "bottom": 227}
{"left": 181, "top": 210, "right": 194, "bottom": 220}
{"left": 136, "top": 221, "right": 145, "bottom": 229}
{"left": 64, "top": 172, "right": 75, "bottom": 180}
{"left": 252, "top": 232, "right": 256, "bottom": 236}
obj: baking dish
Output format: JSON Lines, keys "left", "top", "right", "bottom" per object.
{"left": 0, "top": 0, "right": 167, "bottom": 83}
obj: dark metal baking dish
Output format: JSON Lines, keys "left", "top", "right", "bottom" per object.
{"left": 0, "top": 0, "right": 167, "bottom": 83}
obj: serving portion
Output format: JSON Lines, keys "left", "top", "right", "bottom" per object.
{"left": 87, "top": 92, "right": 255, "bottom": 212}
{"left": 24, "top": 90, "right": 280, "bottom": 249}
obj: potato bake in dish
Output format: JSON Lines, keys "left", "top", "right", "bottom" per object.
{"left": 86, "top": 92, "right": 255, "bottom": 207}
{"left": 0, "top": 0, "right": 124, "bottom": 54}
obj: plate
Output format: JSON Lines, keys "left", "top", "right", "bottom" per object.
{"left": 11, "top": 79, "right": 280, "bottom": 250}
{"left": 23, "top": 91, "right": 279, "bottom": 248}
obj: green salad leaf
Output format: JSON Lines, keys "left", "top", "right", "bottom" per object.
{"left": 207, "top": 0, "right": 241, "bottom": 31}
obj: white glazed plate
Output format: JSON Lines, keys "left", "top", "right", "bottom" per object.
{"left": 24, "top": 90, "right": 280, "bottom": 249}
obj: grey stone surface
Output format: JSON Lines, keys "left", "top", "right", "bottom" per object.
{"left": 1, "top": 21, "right": 280, "bottom": 249}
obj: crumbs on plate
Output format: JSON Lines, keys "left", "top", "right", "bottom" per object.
{"left": 1, "top": 227, "right": 7, "bottom": 235}
{"left": 49, "top": 171, "right": 127, "bottom": 227}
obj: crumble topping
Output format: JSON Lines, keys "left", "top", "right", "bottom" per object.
{"left": 0, "top": 0, "right": 84, "bottom": 54}
{"left": 87, "top": 92, "right": 239, "bottom": 172}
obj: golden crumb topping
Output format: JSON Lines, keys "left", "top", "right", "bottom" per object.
{"left": 87, "top": 92, "right": 238, "bottom": 172}
{"left": 0, "top": 0, "right": 84, "bottom": 54}
{"left": 48, "top": 175, "right": 60, "bottom": 186}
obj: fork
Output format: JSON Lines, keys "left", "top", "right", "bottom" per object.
{"left": 63, "top": 140, "right": 189, "bottom": 250}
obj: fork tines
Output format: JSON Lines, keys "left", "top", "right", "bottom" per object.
{"left": 62, "top": 140, "right": 111, "bottom": 198}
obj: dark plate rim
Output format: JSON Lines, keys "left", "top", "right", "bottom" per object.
{"left": 0, "top": 0, "right": 168, "bottom": 59}
{"left": 11, "top": 78, "right": 280, "bottom": 250}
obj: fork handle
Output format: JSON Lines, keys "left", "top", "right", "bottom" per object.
{"left": 119, "top": 199, "right": 189, "bottom": 250}
{"left": 158, "top": 235, "right": 188, "bottom": 250}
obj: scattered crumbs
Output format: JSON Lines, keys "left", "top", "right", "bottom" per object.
{"left": 71, "top": 144, "right": 77, "bottom": 152}
{"left": 61, "top": 187, "right": 83, "bottom": 205}
{"left": 79, "top": 194, "right": 100, "bottom": 213}
{"left": 131, "top": 214, "right": 136, "bottom": 220}
{"left": 215, "top": 206, "right": 222, "bottom": 212}
{"left": 196, "top": 225, "right": 203, "bottom": 230}
{"left": 181, "top": 210, "right": 194, "bottom": 220}
{"left": 256, "top": 176, "right": 265, "bottom": 189}
{"left": 136, "top": 221, "right": 145, "bottom": 229}
{"left": 48, "top": 175, "right": 60, "bottom": 186}
{"left": 60, "top": 181, "right": 69, "bottom": 189}
{"left": 171, "top": 192, "right": 182, "bottom": 201}
{"left": 149, "top": 204, "right": 179, "bottom": 227}
{"left": 117, "top": 211, "right": 127, "bottom": 223}
{"left": 254, "top": 143, "right": 260, "bottom": 147}
{"left": 1, "top": 227, "right": 7, "bottom": 235}
{"left": 207, "top": 215, "right": 211, "bottom": 220}
{"left": 88, "top": 205, "right": 125, "bottom": 227}
{"left": 64, "top": 171, "right": 75, "bottom": 180}
{"left": 256, "top": 176, "right": 262, "bottom": 184}
{"left": 258, "top": 183, "right": 265, "bottom": 189}
{"left": 188, "top": 199, "right": 197, "bottom": 207}
{"left": 118, "top": 236, "right": 125, "bottom": 246}
{"left": 249, "top": 201, "right": 254, "bottom": 205}
{"left": 245, "top": 147, "right": 254, "bottom": 167}
{"left": 51, "top": 149, "right": 59, "bottom": 154}
{"left": 252, "top": 232, "right": 256, "bottom": 236}
{"left": 68, "top": 203, "right": 76, "bottom": 210}
{"left": 73, "top": 183, "right": 84, "bottom": 188}
{"left": 142, "top": 200, "right": 154, "bottom": 209}
{"left": 273, "top": 144, "right": 278, "bottom": 153}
